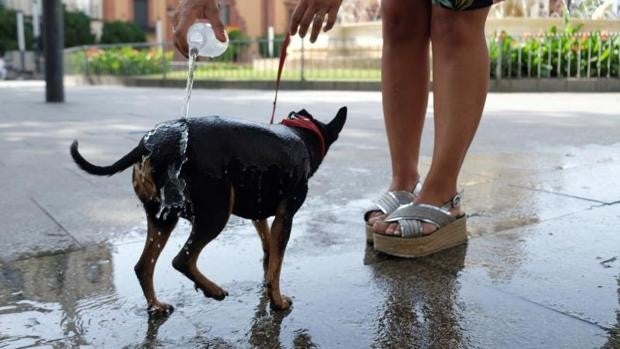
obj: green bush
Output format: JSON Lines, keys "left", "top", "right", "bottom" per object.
{"left": 0, "top": 5, "right": 95, "bottom": 51}
{"left": 100, "top": 21, "right": 146, "bottom": 44}
{"left": 78, "top": 47, "right": 172, "bottom": 75}
{"left": 489, "top": 17, "right": 620, "bottom": 78}
{"left": 64, "top": 9, "right": 95, "bottom": 48}
{"left": 258, "top": 33, "right": 286, "bottom": 58}
{"left": 0, "top": 4, "right": 34, "bottom": 53}
{"left": 212, "top": 28, "right": 249, "bottom": 62}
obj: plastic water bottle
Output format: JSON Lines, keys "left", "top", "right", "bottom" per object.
{"left": 187, "top": 22, "right": 229, "bottom": 58}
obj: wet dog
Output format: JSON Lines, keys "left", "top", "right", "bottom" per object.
{"left": 70, "top": 107, "right": 347, "bottom": 315}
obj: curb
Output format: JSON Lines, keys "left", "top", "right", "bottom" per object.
{"left": 66, "top": 75, "right": 620, "bottom": 92}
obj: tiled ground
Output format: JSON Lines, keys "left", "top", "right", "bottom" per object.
{"left": 0, "top": 84, "right": 618, "bottom": 348}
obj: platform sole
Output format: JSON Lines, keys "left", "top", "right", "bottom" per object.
{"left": 365, "top": 224, "right": 374, "bottom": 244}
{"left": 373, "top": 217, "right": 467, "bottom": 258}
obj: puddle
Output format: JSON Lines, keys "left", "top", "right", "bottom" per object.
{"left": 1, "top": 155, "right": 619, "bottom": 347}
{"left": 1, "top": 216, "right": 616, "bottom": 348}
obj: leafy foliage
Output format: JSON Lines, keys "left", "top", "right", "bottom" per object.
{"left": 258, "top": 33, "right": 287, "bottom": 58}
{"left": 489, "top": 18, "right": 620, "bottom": 78}
{"left": 64, "top": 9, "right": 95, "bottom": 48}
{"left": 0, "top": 4, "right": 34, "bottom": 53}
{"left": 212, "top": 27, "right": 249, "bottom": 62}
{"left": 100, "top": 21, "right": 146, "bottom": 44}
{"left": 68, "top": 47, "right": 171, "bottom": 75}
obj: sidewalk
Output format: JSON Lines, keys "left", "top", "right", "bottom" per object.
{"left": 0, "top": 82, "right": 618, "bottom": 348}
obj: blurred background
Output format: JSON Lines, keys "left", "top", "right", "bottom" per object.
{"left": 0, "top": 0, "right": 619, "bottom": 87}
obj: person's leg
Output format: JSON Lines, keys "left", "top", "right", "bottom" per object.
{"left": 366, "top": 0, "right": 431, "bottom": 226}
{"left": 376, "top": 5, "right": 490, "bottom": 235}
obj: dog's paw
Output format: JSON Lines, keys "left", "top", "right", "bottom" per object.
{"left": 210, "top": 288, "right": 228, "bottom": 301}
{"left": 147, "top": 302, "right": 174, "bottom": 317}
{"left": 195, "top": 283, "right": 228, "bottom": 301}
{"left": 270, "top": 295, "right": 293, "bottom": 311}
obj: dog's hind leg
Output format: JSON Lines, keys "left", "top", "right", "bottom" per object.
{"left": 252, "top": 219, "right": 270, "bottom": 278}
{"left": 135, "top": 215, "right": 178, "bottom": 316}
{"left": 172, "top": 184, "right": 233, "bottom": 301}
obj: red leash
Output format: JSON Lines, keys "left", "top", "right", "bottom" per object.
{"left": 269, "top": 35, "right": 326, "bottom": 157}
{"left": 270, "top": 34, "right": 291, "bottom": 125}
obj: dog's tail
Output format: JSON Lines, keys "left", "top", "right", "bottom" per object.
{"left": 70, "top": 140, "right": 147, "bottom": 176}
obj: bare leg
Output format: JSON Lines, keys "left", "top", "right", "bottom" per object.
{"left": 366, "top": 0, "right": 432, "bottom": 226}
{"left": 135, "top": 215, "right": 178, "bottom": 315}
{"left": 378, "top": 6, "right": 490, "bottom": 235}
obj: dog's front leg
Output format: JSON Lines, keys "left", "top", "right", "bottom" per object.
{"left": 252, "top": 219, "right": 270, "bottom": 279}
{"left": 266, "top": 208, "right": 293, "bottom": 311}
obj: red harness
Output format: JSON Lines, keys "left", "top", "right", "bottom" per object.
{"left": 270, "top": 35, "right": 326, "bottom": 158}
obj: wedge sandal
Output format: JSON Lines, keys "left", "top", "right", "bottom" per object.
{"left": 373, "top": 192, "right": 467, "bottom": 258}
{"left": 363, "top": 180, "right": 422, "bottom": 244}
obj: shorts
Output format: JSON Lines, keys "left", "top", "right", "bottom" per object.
{"left": 432, "top": 0, "right": 503, "bottom": 11}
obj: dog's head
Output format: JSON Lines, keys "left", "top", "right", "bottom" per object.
{"left": 281, "top": 107, "right": 347, "bottom": 176}
{"left": 287, "top": 106, "right": 347, "bottom": 153}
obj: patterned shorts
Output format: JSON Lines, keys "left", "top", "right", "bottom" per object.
{"left": 432, "top": 0, "right": 503, "bottom": 11}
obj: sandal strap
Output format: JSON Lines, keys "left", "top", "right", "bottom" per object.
{"left": 363, "top": 178, "right": 422, "bottom": 221}
{"left": 362, "top": 191, "right": 414, "bottom": 222}
{"left": 383, "top": 192, "right": 463, "bottom": 238}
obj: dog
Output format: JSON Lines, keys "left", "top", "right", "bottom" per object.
{"left": 70, "top": 107, "right": 347, "bottom": 315}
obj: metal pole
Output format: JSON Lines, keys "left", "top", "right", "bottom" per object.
{"left": 607, "top": 37, "right": 612, "bottom": 78}
{"left": 518, "top": 45, "right": 522, "bottom": 78}
{"left": 17, "top": 11, "right": 26, "bottom": 76}
{"left": 83, "top": 46, "right": 89, "bottom": 77}
{"left": 156, "top": 18, "right": 166, "bottom": 79}
{"left": 557, "top": 35, "right": 562, "bottom": 78}
{"left": 43, "top": 0, "right": 65, "bottom": 102}
{"left": 301, "top": 38, "right": 305, "bottom": 82}
{"left": 32, "top": 1, "right": 41, "bottom": 74}
{"left": 577, "top": 34, "right": 581, "bottom": 78}
{"left": 495, "top": 35, "right": 502, "bottom": 80}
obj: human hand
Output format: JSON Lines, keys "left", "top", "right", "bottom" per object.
{"left": 289, "top": 0, "right": 343, "bottom": 43}
{"left": 173, "top": 0, "right": 226, "bottom": 57}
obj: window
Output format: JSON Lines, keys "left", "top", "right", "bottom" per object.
{"left": 134, "top": 0, "right": 148, "bottom": 30}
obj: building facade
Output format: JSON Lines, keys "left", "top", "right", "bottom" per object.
{"left": 100, "top": 0, "right": 298, "bottom": 42}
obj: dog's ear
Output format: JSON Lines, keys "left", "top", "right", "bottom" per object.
{"left": 327, "top": 107, "right": 347, "bottom": 141}
{"left": 296, "top": 109, "right": 313, "bottom": 119}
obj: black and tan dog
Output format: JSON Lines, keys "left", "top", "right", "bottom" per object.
{"left": 70, "top": 107, "right": 347, "bottom": 315}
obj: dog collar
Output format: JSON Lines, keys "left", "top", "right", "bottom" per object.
{"left": 280, "top": 114, "right": 326, "bottom": 158}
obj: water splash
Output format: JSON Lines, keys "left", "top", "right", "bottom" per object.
{"left": 143, "top": 120, "right": 191, "bottom": 221}
{"left": 181, "top": 49, "right": 199, "bottom": 119}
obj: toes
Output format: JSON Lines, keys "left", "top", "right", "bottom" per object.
{"left": 367, "top": 212, "right": 385, "bottom": 226}
{"left": 372, "top": 220, "right": 389, "bottom": 234}
{"left": 373, "top": 221, "right": 400, "bottom": 236}
{"left": 421, "top": 222, "right": 438, "bottom": 235}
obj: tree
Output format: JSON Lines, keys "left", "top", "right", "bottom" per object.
{"left": 64, "top": 8, "right": 95, "bottom": 47}
{"left": 100, "top": 21, "right": 146, "bottom": 44}
{"left": 0, "top": 4, "right": 34, "bottom": 53}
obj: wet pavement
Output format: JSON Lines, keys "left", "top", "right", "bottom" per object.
{"left": 0, "top": 82, "right": 619, "bottom": 348}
